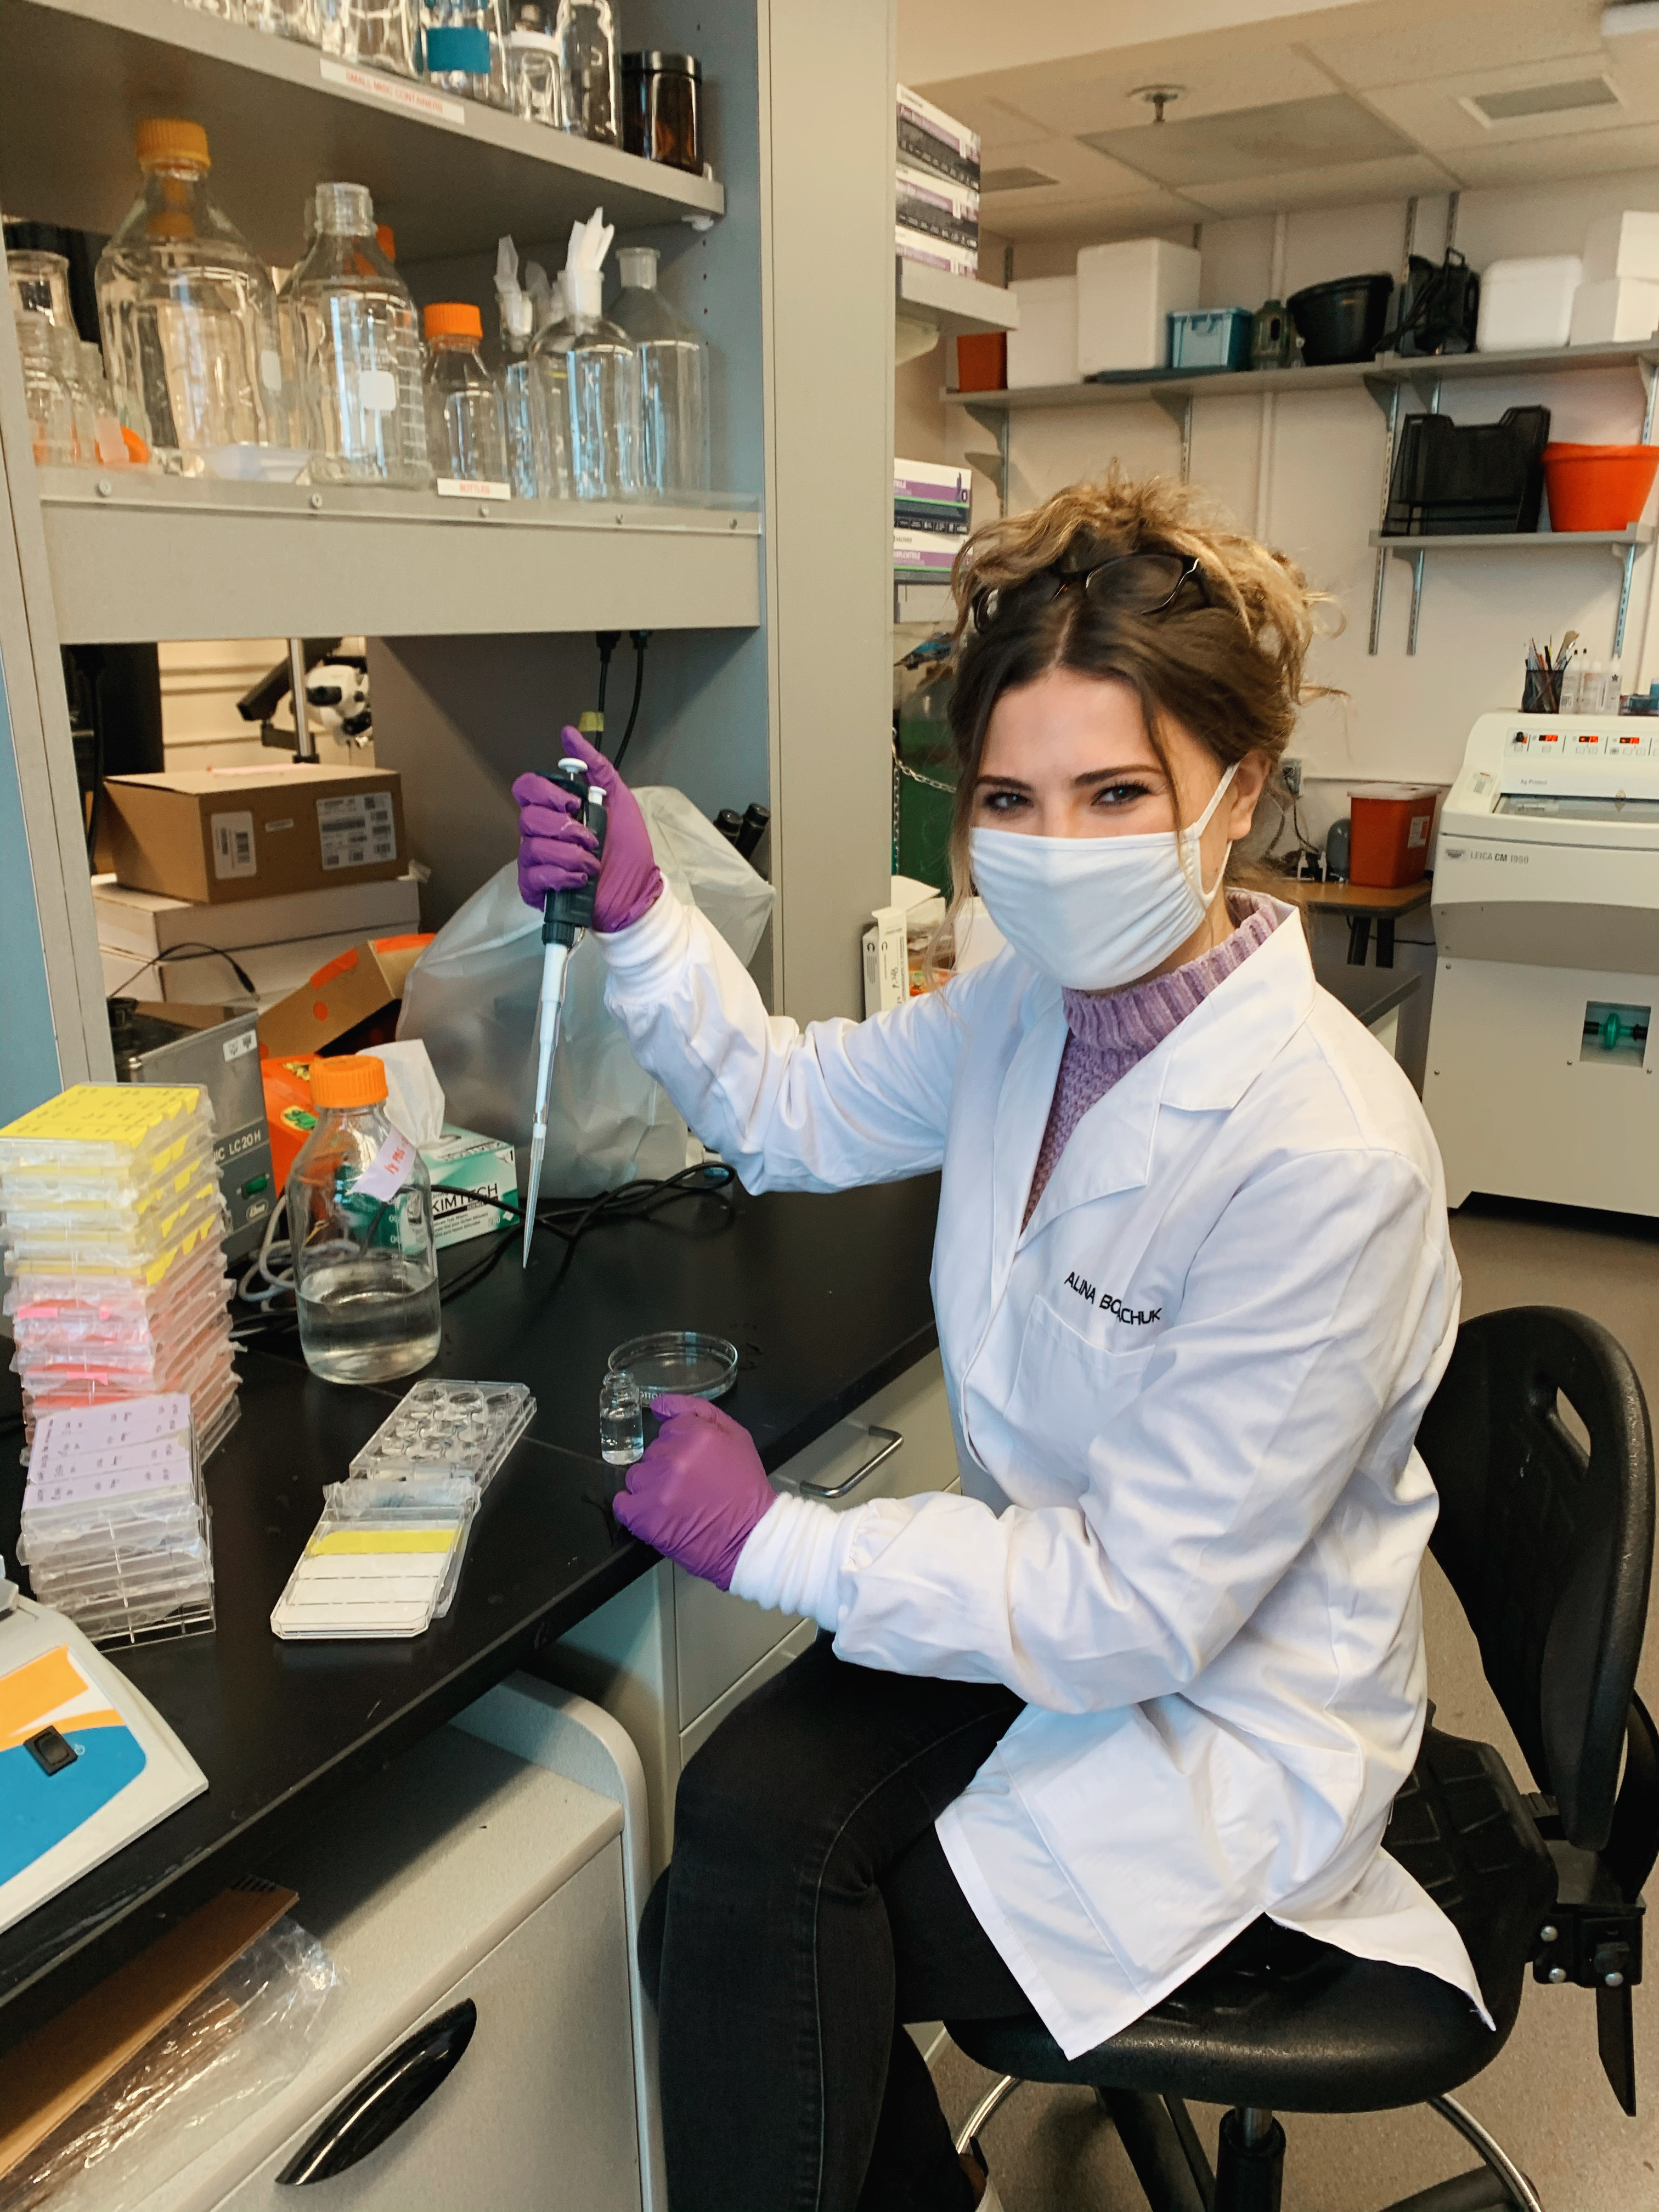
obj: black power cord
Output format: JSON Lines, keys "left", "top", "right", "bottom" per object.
{"left": 611, "top": 631, "right": 650, "bottom": 775}
{"left": 594, "top": 630, "right": 622, "bottom": 729}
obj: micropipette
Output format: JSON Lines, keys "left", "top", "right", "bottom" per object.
{"left": 522, "top": 755, "right": 608, "bottom": 1267}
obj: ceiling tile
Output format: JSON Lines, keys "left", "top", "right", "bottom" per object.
{"left": 904, "top": 85, "right": 1051, "bottom": 152}
{"left": 1446, "top": 115, "right": 1659, "bottom": 183}
{"left": 1081, "top": 93, "right": 1414, "bottom": 186}
{"left": 992, "top": 188, "right": 1210, "bottom": 244}
{"left": 923, "top": 41, "right": 1342, "bottom": 144}
{"left": 1302, "top": 0, "right": 1606, "bottom": 90}
{"left": 978, "top": 133, "right": 1158, "bottom": 196}
{"left": 1182, "top": 150, "right": 1461, "bottom": 216}
{"left": 1366, "top": 58, "right": 1659, "bottom": 153}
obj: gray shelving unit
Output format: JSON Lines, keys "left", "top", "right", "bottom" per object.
{"left": 947, "top": 341, "right": 1659, "bottom": 660}
{"left": 0, "top": 0, "right": 898, "bottom": 1114}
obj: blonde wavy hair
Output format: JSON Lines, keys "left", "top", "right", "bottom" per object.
{"left": 939, "top": 469, "right": 1338, "bottom": 952}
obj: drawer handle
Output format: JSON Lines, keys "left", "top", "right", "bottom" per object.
{"left": 276, "top": 2000, "right": 477, "bottom": 2186}
{"left": 799, "top": 1424, "right": 902, "bottom": 1500}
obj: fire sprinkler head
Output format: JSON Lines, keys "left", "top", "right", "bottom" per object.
{"left": 1131, "top": 84, "right": 1185, "bottom": 125}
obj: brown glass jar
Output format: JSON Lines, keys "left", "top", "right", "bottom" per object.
{"left": 621, "top": 50, "right": 702, "bottom": 174}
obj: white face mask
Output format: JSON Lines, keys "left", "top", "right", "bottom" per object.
{"left": 968, "top": 763, "right": 1239, "bottom": 992}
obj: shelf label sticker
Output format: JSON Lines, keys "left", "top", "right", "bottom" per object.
{"left": 319, "top": 58, "right": 467, "bottom": 129}
{"left": 317, "top": 791, "right": 398, "bottom": 873}
{"left": 436, "top": 477, "right": 512, "bottom": 501}
{"left": 211, "top": 810, "right": 257, "bottom": 881}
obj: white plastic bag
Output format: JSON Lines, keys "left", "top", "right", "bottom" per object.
{"left": 397, "top": 787, "right": 773, "bottom": 1197}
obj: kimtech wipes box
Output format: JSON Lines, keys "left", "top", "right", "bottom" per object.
{"left": 97, "top": 765, "right": 405, "bottom": 906}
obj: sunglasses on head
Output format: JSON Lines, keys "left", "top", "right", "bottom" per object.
{"left": 969, "top": 550, "right": 1206, "bottom": 635}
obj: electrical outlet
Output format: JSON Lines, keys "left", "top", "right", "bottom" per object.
{"left": 1281, "top": 755, "right": 1304, "bottom": 798}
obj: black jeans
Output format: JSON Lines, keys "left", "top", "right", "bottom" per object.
{"left": 638, "top": 1635, "right": 1028, "bottom": 2211}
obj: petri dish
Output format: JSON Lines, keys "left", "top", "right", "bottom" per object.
{"left": 607, "top": 1331, "right": 738, "bottom": 1403}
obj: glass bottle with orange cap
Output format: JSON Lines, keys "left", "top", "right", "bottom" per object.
{"left": 94, "top": 117, "right": 298, "bottom": 476}
{"left": 422, "top": 301, "right": 509, "bottom": 487}
{"left": 287, "top": 1055, "right": 442, "bottom": 1384}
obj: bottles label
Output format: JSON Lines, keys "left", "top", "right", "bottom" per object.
{"left": 436, "top": 476, "right": 511, "bottom": 501}
{"left": 355, "top": 1130, "right": 417, "bottom": 1203}
{"left": 358, "top": 369, "right": 398, "bottom": 415}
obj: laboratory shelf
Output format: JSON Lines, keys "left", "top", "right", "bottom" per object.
{"left": 946, "top": 340, "right": 1659, "bottom": 416}
{"left": 896, "top": 259, "right": 1020, "bottom": 340}
{"left": 33, "top": 470, "right": 763, "bottom": 644}
{"left": 0, "top": 0, "right": 724, "bottom": 264}
{"left": 1369, "top": 527, "right": 1656, "bottom": 552}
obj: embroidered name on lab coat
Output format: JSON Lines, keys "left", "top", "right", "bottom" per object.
{"left": 1064, "top": 1272, "right": 1161, "bottom": 1326}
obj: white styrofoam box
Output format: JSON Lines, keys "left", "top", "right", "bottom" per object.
{"left": 1076, "top": 238, "right": 1201, "bottom": 376}
{"left": 1006, "top": 275, "right": 1079, "bottom": 388}
{"left": 1582, "top": 210, "right": 1659, "bottom": 285}
{"left": 1476, "top": 256, "right": 1582, "bottom": 352}
{"left": 1569, "top": 275, "right": 1659, "bottom": 346}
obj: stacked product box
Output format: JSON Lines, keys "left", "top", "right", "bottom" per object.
{"left": 0, "top": 1086, "right": 239, "bottom": 1460}
{"left": 19, "top": 1394, "right": 214, "bottom": 1647}
{"left": 896, "top": 84, "right": 979, "bottom": 279}
{"left": 895, "top": 457, "right": 972, "bottom": 587}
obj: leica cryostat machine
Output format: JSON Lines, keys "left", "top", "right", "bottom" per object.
{"left": 1424, "top": 710, "right": 1659, "bottom": 1214}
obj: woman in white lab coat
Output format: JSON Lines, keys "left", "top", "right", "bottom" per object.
{"left": 514, "top": 472, "right": 1483, "bottom": 2212}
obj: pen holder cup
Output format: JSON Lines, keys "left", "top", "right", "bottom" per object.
{"left": 1521, "top": 666, "right": 1556, "bottom": 713}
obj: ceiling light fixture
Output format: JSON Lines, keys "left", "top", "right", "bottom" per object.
{"left": 1604, "top": 0, "right": 1659, "bottom": 32}
{"left": 981, "top": 166, "right": 1058, "bottom": 193}
{"left": 1465, "top": 76, "right": 1618, "bottom": 122}
{"left": 1131, "top": 84, "right": 1185, "bottom": 126}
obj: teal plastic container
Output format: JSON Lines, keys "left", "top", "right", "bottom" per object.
{"left": 1168, "top": 307, "right": 1253, "bottom": 372}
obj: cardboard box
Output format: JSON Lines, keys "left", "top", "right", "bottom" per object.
{"left": 97, "top": 765, "right": 405, "bottom": 907}
{"left": 91, "top": 872, "right": 421, "bottom": 960}
{"left": 100, "top": 928, "right": 411, "bottom": 1012}
{"left": 1076, "top": 238, "right": 1201, "bottom": 376}
{"left": 256, "top": 933, "right": 433, "bottom": 1059}
{"left": 421, "top": 1125, "right": 519, "bottom": 1249}
{"left": 1582, "top": 210, "right": 1659, "bottom": 285}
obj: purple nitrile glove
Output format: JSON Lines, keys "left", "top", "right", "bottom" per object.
{"left": 511, "top": 727, "right": 663, "bottom": 934}
{"left": 612, "top": 1395, "right": 776, "bottom": 1590}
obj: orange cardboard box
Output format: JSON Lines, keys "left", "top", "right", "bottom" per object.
{"left": 256, "top": 933, "right": 433, "bottom": 1060}
{"left": 97, "top": 764, "right": 405, "bottom": 906}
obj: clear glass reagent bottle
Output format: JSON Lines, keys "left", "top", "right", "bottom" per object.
{"left": 94, "top": 117, "right": 290, "bottom": 475}
{"left": 424, "top": 300, "right": 509, "bottom": 484}
{"left": 288, "top": 1055, "right": 442, "bottom": 1385}
{"left": 610, "top": 244, "right": 710, "bottom": 497}
{"left": 290, "top": 182, "right": 433, "bottom": 487}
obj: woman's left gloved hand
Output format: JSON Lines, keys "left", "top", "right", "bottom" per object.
{"left": 612, "top": 1396, "right": 777, "bottom": 1590}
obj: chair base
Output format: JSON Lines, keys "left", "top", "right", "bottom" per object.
{"left": 952, "top": 2078, "right": 1542, "bottom": 2212}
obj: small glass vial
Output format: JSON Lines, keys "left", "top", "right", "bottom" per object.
{"left": 600, "top": 1372, "right": 645, "bottom": 1465}
{"left": 552, "top": 0, "right": 619, "bottom": 144}
{"left": 509, "top": 1, "right": 561, "bottom": 121}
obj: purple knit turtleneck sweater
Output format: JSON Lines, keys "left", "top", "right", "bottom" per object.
{"left": 1022, "top": 891, "right": 1282, "bottom": 1227}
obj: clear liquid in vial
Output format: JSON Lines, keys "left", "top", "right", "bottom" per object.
{"left": 599, "top": 1374, "right": 645, "bottom": 1465}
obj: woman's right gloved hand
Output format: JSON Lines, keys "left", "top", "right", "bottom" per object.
{"left": 512, "top": 727, "right": 663, "bottom": 934}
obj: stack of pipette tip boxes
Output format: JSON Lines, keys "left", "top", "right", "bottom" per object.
{"left": 0, "top": 1085, "right": 239, "bottom": 1462}
{"left": 19, "top": 1392, "right": 214, "bottom": 1646}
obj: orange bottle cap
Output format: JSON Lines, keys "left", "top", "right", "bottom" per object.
{"left": 136, "top": 117, "right": 211, "bottom": 170}
{"left": 424, "top": 300, "right": 483, "bottom": 341}
{"left": 309, "top": 1055, "right": 389, "bottom": 1109}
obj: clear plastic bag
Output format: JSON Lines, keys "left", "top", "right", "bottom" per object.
{"left": 397, "top": 786, "right": 774, "bottom": 1197}
{"left": 0, "top": 1918, "right": 342, "bottom": 2211}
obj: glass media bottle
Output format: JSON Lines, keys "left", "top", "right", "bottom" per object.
{"left": 610, "top": 245, "right": 708, "bottom": 497}
{"left": 289, "top": 1056, "right": 442, "bottom": 1385}
{"left": 289, "top": 183, "right": 432, "bottom": 487}
{"left": 553, "top": 265, "right": 639, "bottom": 500}
{"left": 94, "top": 117, "right": 289, "bottom": 475}
{"left": 421, "top": 0, "right": 512, "bottom": 105}
{"left": 423, "top": 301, "right": 509, "bottom": 485}
{"left": 551, "top": 0, "right": 620, "bottom": 143}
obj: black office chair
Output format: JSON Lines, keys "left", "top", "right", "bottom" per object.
{"left": 947, "top": 1308, "right": 1659, "bottom": 2212}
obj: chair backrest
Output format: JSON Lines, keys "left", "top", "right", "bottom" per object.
{"left": 1414, "top": 1306, "right": 1654, "bottom": 1853}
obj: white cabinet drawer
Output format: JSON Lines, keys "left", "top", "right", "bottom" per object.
{"left": 215, "top": 1848, "right": 639, "bottom": 2212}
{"left": 674, "top": 1351, "right": 953, "bottom": 1729}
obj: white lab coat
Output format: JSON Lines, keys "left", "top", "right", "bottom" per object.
{"left": 599, "top": 887, "right": 1487, "bottom": 2058}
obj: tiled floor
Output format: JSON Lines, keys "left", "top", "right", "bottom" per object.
{"left": 931, "top": 1195, "right": 1659, "bottom": 2211}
